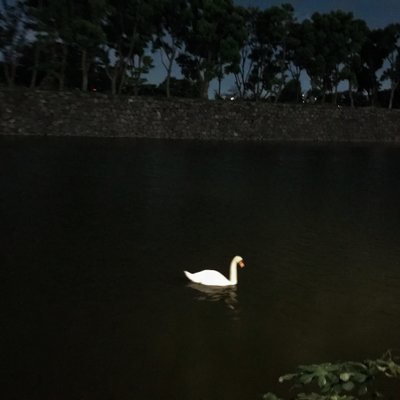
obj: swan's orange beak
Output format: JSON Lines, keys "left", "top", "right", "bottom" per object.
{"left": 239, "top": 260, "right": 245, "bottom": 268}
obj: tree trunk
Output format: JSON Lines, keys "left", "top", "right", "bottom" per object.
{"left": 274, "top": 76, "right": 285, "bottom": 104}
{"left": 3, "top": 63, "right": 15, "bottom": 87}
{"left": 58, "top": 45, "right": 68, "bottom": 91}
{"left": 371, "top": 86, "right": 377, "bottom": 107}
{"left": 274, "top": 88, "right": 280, "bottom": 103}
{"left": 199, "top": 78, "right": 209, "bottom": 99}
{"left": 165, "top": 74, "right": 171, "bottom": 98}
{"left": 349, "top": 80, "right": 354, "bottom": 108}
{"left": 233, "top": 73, "right": 243, "bottom": 98}
{"left": 332, "top": 84, "right": 338, "bottom": 105}
{"left": 30, "top": 43, "right": 41, "bottom": 89}
{"left": 295, "top": 77, "right": 302, "bottom": 103}
{"left": 163, "top": 45, "right": 176, "bottom": 98}
{"left": 275, "top": 48, "right": 287, "bottom": 103}
{"left": 388, "top": 82, "right": 398, "bottom": 109}
{"left": 217, "top": 76, "right": 222, "bottom": 98}
{"left": 111, "top": 75, "right": 118, "bottom": 96}
{"left": 118, "top": 61, "right": 127, "bottom": 95}
{"left": 81, "top": 49, "right": 89, "bottom": 91}
{"left": 104, "top": 60, "right": 119, "bottom": 96}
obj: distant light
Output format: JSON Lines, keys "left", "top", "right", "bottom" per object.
{"left": 230, "top": 96, "right": 235, "bottom": 101}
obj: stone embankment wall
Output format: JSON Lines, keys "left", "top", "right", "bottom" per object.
{"left": 1, "top": 89, "right": 400, "bottom": 142}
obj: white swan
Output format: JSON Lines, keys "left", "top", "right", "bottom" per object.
{"left": 184, "top": 256, "right": 245, "bottom": 287}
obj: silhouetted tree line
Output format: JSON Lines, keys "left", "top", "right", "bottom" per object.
{"left": 1, "top": 0, "right": 400, "bottom": 107}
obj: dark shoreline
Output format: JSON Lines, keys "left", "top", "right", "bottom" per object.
{"left": 1, "top": 89, "right": 400, "bottom": 143}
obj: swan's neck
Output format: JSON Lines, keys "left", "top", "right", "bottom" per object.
{"left": 229, "top": 259, "right": 238, "bottom": 285}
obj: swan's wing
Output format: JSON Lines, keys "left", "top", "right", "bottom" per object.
{"left": 184, "top": 269, "right": 231, "bottom": 286}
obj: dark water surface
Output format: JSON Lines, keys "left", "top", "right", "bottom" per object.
{"left": 2, "top": 137, "right": 400, "bottom": 400}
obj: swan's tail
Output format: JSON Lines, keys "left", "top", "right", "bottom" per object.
{"left": 184, "top": 270, "right": 198, "bottom": 283}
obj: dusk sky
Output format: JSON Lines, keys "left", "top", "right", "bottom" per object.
{"left": 147, "top": 0, "right": 400, "bottom": 95}
{"left": 235, "top": 0, "right": 400, "bottom": 29}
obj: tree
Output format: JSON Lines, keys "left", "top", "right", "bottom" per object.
{"left": 341, "top": 18, "right": 368, "bottom": 107}
{"left": 279, "top": 78, "right": 301, "bottom": 103}
{"left": 357, "top": 28, "right": 388, "bottom": 106}
{"left": 0, "top": 0, "right": 26, "bottom": 87}
{"left": 101, "top": 0, "right": 155, "bottom": 95}
{"left": 152, "top": 0, "right": 190, "bottom": 98}
{"left": 245, "top": 4, "right": 295, "bottom": 101}
{"left": 381, "top": 23, "right": 400, "bottom": 109}
{"left": 25, "top": 0, "right": 78, "bottom": 90}
{"left": 303, "top": 11, "right": 367, "bottom": 105}
{"left": 177, "top": 0, "right": 245, "bottom": 99}
{"left": 228, "top": 6, "right": 258, "bottom": 99}
{"left": 24, "top": 0, "right": 43, "bottom": 88}
{"left": 286, "top": 20, "right": 313, "bottom": 103}
{"left": 214, "top": 4, "right": 246, "bottom": 98}
{"left": 158, "top": 76, "right": 199, "bottom": 98}
{"left": 24, "top": 0, "right": 109, "bottom": 91}
{"left": 70, "top": 0, "right": 109, "bottom": 91}
{"left": 266, "top": 3, "right": 296, "bottom": 102}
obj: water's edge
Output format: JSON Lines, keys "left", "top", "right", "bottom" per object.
{"left": 2, "top": 89, "right": 400, "bottom": 143}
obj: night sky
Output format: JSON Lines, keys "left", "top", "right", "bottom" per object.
{"left": 235, "top": 0, "right": 400, "bottom": 29}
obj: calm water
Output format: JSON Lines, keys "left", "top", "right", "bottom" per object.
{"left": 2, "top": 137, "right": 400, "bottom": 400}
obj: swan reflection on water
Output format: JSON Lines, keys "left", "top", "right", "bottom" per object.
{"left": 187, "top": 282, "right": 239, "bottom": 311}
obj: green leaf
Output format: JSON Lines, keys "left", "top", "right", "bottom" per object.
{"left": 342, "top": 381, "right": 355, "bottom": 391}
{"left": 263, "top": 393, "right": 282, "bottom": 400}
{"left": 352, "top": 372, "right": 367, "bottom": 383}
{"left": 299, "top": 374, "right": 314, "bottom": 384}
{"left": 339, "top": 373, "right": 351, "bottom": 382}
{"left": 357, "top": 385, "right": 368, "bottom": 396}
{"left": 279, "top": 373, "right": 297, "bottom": 383}
{"left": 332, "top": 384, "right": 343, "bottom": 394}
{"left": 317, "top": 375, "right": 327, "bottom": 387}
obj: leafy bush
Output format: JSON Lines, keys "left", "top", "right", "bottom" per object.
{"left": 264, "top": 351, "right": 400, "bottom": 400}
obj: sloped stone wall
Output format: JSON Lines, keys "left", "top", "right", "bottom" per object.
{"left": 1, "top": 89, "right": 400, "bottom": 142}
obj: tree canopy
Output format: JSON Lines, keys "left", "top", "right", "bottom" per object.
{"left": 1, "top": 0, "right": 399, "bottom": 107}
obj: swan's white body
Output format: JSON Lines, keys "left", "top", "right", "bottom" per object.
{"left": 184, "top": 256, "right": 245, "bottom": 287}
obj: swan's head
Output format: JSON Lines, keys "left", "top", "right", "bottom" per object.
{"left": 234, "top": 255, "right": 245, "bottom": 268}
